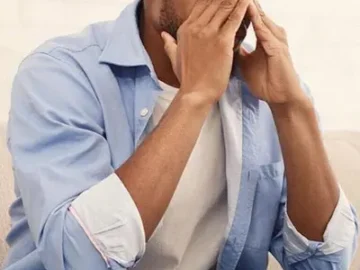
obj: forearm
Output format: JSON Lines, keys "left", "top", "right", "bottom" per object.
{"left": 116, "top": 92, "right": 213, "bottom": 240}
{"left": 270, "top": 97, "right": 339, "bottom": 241}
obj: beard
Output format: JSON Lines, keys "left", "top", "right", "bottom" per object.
{"left": 159, "top": 0, "right": 182, "bottom": 39}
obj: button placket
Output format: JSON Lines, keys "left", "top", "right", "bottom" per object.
{"left": 133, "top": 68, "right": 161, "bottom": 146}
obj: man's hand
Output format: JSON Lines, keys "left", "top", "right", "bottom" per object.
{"left": 235, "top": 1, "right": 340, "bottom": 242}
{"left": 162, "top": 0, "right": 251, "bottom": 105}
{"left": 118, "top": 0, "right": 251, "bottom": 239}
{"left": 236, "top": 1, "right": 308, "bottom": 106}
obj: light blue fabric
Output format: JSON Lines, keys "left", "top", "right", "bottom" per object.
{"left": 4, "top": 1, "right": 358, "bottom": 269}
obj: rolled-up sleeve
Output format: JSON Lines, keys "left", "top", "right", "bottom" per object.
{"left": 268, "top": 79, "right": 359, "bottom": 269}
{"left": 270, "top": 182, "right": 358, "bottom": 269}
{"left": 8, "top": 52, "right": 145, "bottom": 270}
{"left": 283, "top": 188, "right": 357, "bottom": 262}
{"left": 71, "top": 173, "right": 145, "bottom": 267}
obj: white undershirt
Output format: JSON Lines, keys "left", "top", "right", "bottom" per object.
{"left": 70, "top": 81, "right": 356, "bottom": 268}
{"left": 133, "top": 81, "right": 228, "bottom": 270}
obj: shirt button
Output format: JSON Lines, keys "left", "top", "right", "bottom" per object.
{"left": 140, "top": 108, "right": 149, "bottom": 117}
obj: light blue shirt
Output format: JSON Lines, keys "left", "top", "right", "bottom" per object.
{"left": 4, "top": 0, "right": 358, "bottom": 269}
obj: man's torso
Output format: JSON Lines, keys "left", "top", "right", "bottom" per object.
{"left": 4, "top": 4, "right": 286, "bottom": 269}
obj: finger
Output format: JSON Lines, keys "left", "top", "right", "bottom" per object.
{"left": 247, "top": 2, "right": 276, "bottom": 43}
{"left": 196, "top": 0, "right": 223, "bottom": 26}
{"left": 187, "top": 0, "right": 212, "bottom": 24}
{"left": 221, "top": 0, "right": 251, "bottom": 34}
{"left": 208, "top": 0, "right": 241, "bottom": 29}
{"left": 254, "top": 0, "right": 287, "bottom": 43}
{"left": 161, "top": 32, "right": 177, "bottom": 67}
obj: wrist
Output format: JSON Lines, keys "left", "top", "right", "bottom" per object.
{"left": 270, "top": 96, "right": 314, "bottom": 120}
{"left": 169, "top": 91, "right": 214, "bottom": 121}
{"left": 177, "top": 91, "right": 216, "bottom": 110}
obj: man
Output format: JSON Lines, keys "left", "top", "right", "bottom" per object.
{"left": 3, "top": 0, "right": 358, "bottom": 269}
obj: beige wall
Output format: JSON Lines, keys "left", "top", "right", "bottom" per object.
{"left": 0, "top": 0, "right": 359, "bottom": 129}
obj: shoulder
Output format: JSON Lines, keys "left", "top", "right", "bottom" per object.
{"left": 12, "top": 20, "right": 117, "bottom": 110}
{"left": 29, "top": 20, "right": 115, "bottom": 62}
{"left": 15, "top": 20, "right": 116, "bottom": 88}
{"left": 10, "top": 26, "right": 118, "bottom": 133}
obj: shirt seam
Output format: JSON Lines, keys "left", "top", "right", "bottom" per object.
{"left": 47, "top": 44, "right": 101, "bottom": 55}
{"left": 19, "top": 43, "right": 101, "bottom": 71}
{"left": 20, "top": 50, "right": 106, "bottom": 126}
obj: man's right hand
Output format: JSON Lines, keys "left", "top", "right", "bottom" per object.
{"left": 118, "top": 0, "right": 252, "bottom": 241}
{"left": 162, "top": 0, "right": 252, "bottom": 105}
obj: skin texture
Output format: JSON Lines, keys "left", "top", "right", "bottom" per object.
{"left": 140, "top": 0, "right": 250, "bottom": 87}
{"left": 121, "top": 0, "right": 252, "bottom": 240}
{"left": 237, "top": 3, "right": 339, "bottom": 240}
{"left": 118, "top": 0, "right": 340, "bottom": 242}
{"left": 146, "top": 0, "right": 249, "bottom": 41}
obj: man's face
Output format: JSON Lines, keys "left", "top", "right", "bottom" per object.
{"left": 151, "top": 0, "right": 250, "bottom": 44}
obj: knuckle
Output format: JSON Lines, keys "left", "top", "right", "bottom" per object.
{"left": 197, "top": 30, "right": 208, "bottom": 39}
{"left": 217, "top": 35, "right": 230, "bottom": 48}
{"left": 202, "top": 27, "right": 216, "bottom": 37}
{"left": 256, "top": 16, "right": 265, "bottom": 28}
{"left": 219, "top": 0, "right": 234, "bottom": 10}
{"left": 189, "top": 24, "right": 202, "bottom": 36}
{"left": 258, "top": 8, "right": 266, "bottom": 19}
{"left": 278, "top": 26, "right": 287, "bottom": 36}
{"left": 188, "top": 25, "right": 210, "bottom": 39}
{"left": 280, "top": 44, "right": 289, "bottom": 54}
{"left": 258, "top": 27, "right": 269, "bottom": 36}
{"left": 227, "top": 13, "right": 239, "bottom": 22}
{"left": 266, "top": 42, "right": 285, "bottom": 54}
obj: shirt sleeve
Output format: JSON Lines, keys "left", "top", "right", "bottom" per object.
{"left": 70, "top": 173, "right": 145, "bottom": 266}
{"left": 270, "top": 182, "right": 358, "bottom": 269}
{"left": 269, "top": 81, "right": 358, "bottom": 269}
{"left": 281, "top": 80, "right": 357, "bottom": 257}
{"left": 8, "top": 51, "right": 145, "bottom": 270}
{"left": 283, "top": 187, "right": 357, "bottom": 256}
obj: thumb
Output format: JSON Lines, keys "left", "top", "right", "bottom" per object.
{"left": 161, "top": 31, "right": 177, "bottom": 67}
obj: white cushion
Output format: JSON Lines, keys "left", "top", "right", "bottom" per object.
{"left": 0, "top": 124, "right": 13, "bottom": 265}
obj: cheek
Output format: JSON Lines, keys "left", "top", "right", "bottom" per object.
{"left": 145, "top": 1, "right": 163, "bottom": 28}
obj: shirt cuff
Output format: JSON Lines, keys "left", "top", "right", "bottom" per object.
{"left": 283, "top": 187, "right": 356, "bottom": 256}
{"left": 70, "top": 173, "right": 146, "bottom": 268}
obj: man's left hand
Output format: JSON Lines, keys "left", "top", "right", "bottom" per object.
{"left": 236, "top": 0, "right": 308, "bottom": 106}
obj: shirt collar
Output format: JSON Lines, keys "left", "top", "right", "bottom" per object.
{"left": 99, "top": 0, "right": 153, "bottom": 69}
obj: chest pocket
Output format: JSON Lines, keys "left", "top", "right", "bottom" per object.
{"left": 245, "top": 161, "right": 285, "bottom": 250}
